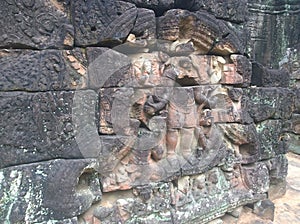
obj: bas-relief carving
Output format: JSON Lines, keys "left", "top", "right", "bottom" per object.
{"left": 0, "top": 49, "right": 87, "bottom": 91}
{"left": 0, "top": 0, "right": 73, "bottom": 49}
{"left": 0, "top": 1, "right": 295, "bottom": 223}
{"left": 94, "top": 50, "right": 258, "bottom": 194}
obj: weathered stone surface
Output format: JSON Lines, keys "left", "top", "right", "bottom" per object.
{"left": 230, "top": 54, "right": 252, "bottom": 87}
{"left": 288, "top": 133, "right": 300, "bottom": 154}
{"left": 79, "top": 168, "right": 267, "bottom": 224}
{"left": 253, "top": 199, "right": 275, "bottom": 221}
{"left": 241, "top": 162, "right": 270, "bottom": 194}
{"left": 247, "top": 1, "right": 300, "bottom": 68}
{"left": 98, "top": 85, "right": 248, "bottom": 135}
{"left": 72, "top": 0, "right": 137, "bottom": 47}
{"left": 245, "top": 87, "right": 295, "bottom": 122}
{"left": 87, "top": 48, "right": 252, "bottom": 89}
{"left": 0, "top": 159, "right": 100, "bottom": 223}
{"left": 0, "top": 0, "right": 73, "bottom": 49}
{"left": 87, "top": 47, "right": 133, "bottom": 89}
{"left": 96, "top": 84, "right": 242, "bottom": 191}
{"left": 295, "top": 89, "right": 300, "bottom": 114}
{"left": 132, "top": 8, "right": 156, "bottom": 40}
{"left": 256, "top": 120, "right": 288, "bottom": 160}
{"left": 157, "top": 9, "right": 245, "bottom": 55}
{"left": 266, "top": 155, "right": 288, "bottom": 200}
{"left": 0, "top": 49, "right": 87, "bottom": 91}
{"left": 218, "top": 124, "right": 260, "bottom": 164}
{"left": 193, "top": 0, "right": 248, "bottom": 23}
{"left": 0, "top": 1, "right": 297, "bottom": 223}
{"left": 252, "top": 62, "right": 290, "bottom": 87}
{"left": 0, "top": 90, "right": 99, "bottom": 168}
{"left": 122, "top": 0, "right": 175, "bottom": 16}
{"left": 124, "top": 0, "right": 248, "bottom": 22}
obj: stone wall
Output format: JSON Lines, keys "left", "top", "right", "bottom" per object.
{"left": 0, "top": 0, "right": 298, "bottom": 223}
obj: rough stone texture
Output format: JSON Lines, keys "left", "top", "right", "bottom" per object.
{"left": 247, "top": 0, "right": 300, "bottom": 68}
{"left": 252, "top": 62, "right": 290, "bottom": 87}
{"left": 0, "top": 0, "right": 73, "bottom": 49}
{"left": 157, "top": 9, "right": 245, "bottom": 55}
{"left": 0, "top": 0, "right": 298, "bottom": 223}
{"left": 0, "top": 90, "right": 99, "bottom": 168}
{"left": 0, "top": 159, "right": 100, "bottom": 223}
{"left": 122, "top": 0, "right": 175, "bottom": 16}
{"left": 132, "top": 8, "right": 157, "bottom": 40}
{"left": 0, "top": 49, "right": 87, "bottom": 91}
{"left": 192, "top": 0, "right": 248, "bottom": 23}
{"left": 72, "top": 0, "right": 137, "bottom": 47}
{"left": 245, "top": 87, "right": 295, "bottom": 123}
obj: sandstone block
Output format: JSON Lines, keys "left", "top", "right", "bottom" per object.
{"left": 0, "top": 90, "right": 98, "bottom": 168}
{"left": 0, "top": 159, "right": 100, "bottom": 223}
{"left": 0, "top": 0, "right": 73, "bottom": 49}
{"left": 72, "top": 0, "right": 137, "bottom": 46}
{"left": 157, "top": 9, "right": 244, "bottom": 55}
{"left": 245, "top": 87, "right": 295, "bottom": 122}
{"left": 252, "top": 62, "right": 290, "bottom": 87}
{"left": 0, "top": 49, "right": 87, "bottom": 91}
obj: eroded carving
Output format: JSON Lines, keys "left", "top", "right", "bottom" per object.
{"left": 0, "top": 0, "right": 73, "bottom": 49}
{"left": 72, "top": 0, "right": 137, "bottom": 46}
{"left": 0, "top": 49, "right": 87, "bottom": 91}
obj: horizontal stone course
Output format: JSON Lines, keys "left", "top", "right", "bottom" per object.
{"left": 0, "top": 0, "right": 297, "bottom": 223}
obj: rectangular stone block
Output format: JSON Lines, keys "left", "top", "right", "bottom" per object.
{"left": 265, "top": 154, "right": 288, "bottom": 200}
{"left": 0, "top": 90, "right": 98, "bottom": 168}
{"left": 72, "top": 0, "right": 137, "bottom": 46}
{"left": 87, "top": 47, "right": 134, "bottom": 89}
{"left": 80, "top": 182, "right": 173, "bottom": 223}
{"left": 78, "top": 167, "right": 266, "bottom": 224}
{"left": 197, "top": 0, "right": 248, "bottom": 23}
{"left": 256, "top": 120, "right": 287, "bottom": 160}
{"left": 87, "top": 49, "right": 252, "bottom": 89}
{"left": 245, "top": 87, "right": 295, "bottom": 122}
{"left": 218, "top": 124, "right": 260, "bottom": 164}
{"left": 284, "top": 114, "right": 300, "bottom": 135}
{"left": 230, "top": 54, "right": 252, "bottom": 86}
{"left": 0, "top": 0, "right": 73, "bottom": 49}
{"left": 252, "top": 62, "right": 290, "bottom": 87}
{"left": 288, "top": 133, "right": 300, "bottom": 154}
{"left": 0, "top": 49, "right": 87, "bottom": 91}
{"left": 0, "top": 159, "right": 98, "bottom": 223}
{"left": 99, "top": 86, "right": 246, "bottom": 134}
{"left": 157, "top": 9, "right": 244, "bottom": 55}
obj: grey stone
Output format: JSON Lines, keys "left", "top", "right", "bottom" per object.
{"left": 253, "top": 200, "right": 275, "bottom": 221}
{"left": 247, "top": 1, "right": 300, "bottom": 68}
{"left": 0, "top": 90, "right": 99, "bottom": 168}
{"left": 0, "top": 49, "right": 87, "bottom": 91}
{"left": 252, "top": 62, "right": 290, "bottom": 87}
{"left": 256, "top": 120, "right": 288, "bottom": 160}
{"left": 72, "top": 0, "right": 137, "bottom": 47}
{"left": 245, "top": 87, "right": 295, "bottom": 122}
{"left": 288, "top": 133, "right": 300, "bottom": 155}
{"left": 194, "top": 0, "right": 248, "bottom": 23}
{"left": 157, "top": 9, "right": 245, "bottom": 55}
{"left": 132, "top": 8, "right": 156, "bottom": 39}
{"left": 0, "top": 0, "right": 73, "bottom": 49}
{"left": 0, "top": 159, "right": 100, "bottom": 223}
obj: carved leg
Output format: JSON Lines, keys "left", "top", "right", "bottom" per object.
{"left": 151, "top": 145, "right": 164, "bottom": 161}
{"left": 194, "top": 127, "right": 207, "bottom": 150}
{"left": 180, "top": 128, "right": 194, "bottom": 156}
{"left": 166, "top": 129, "right": 178, "bottom": 156}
